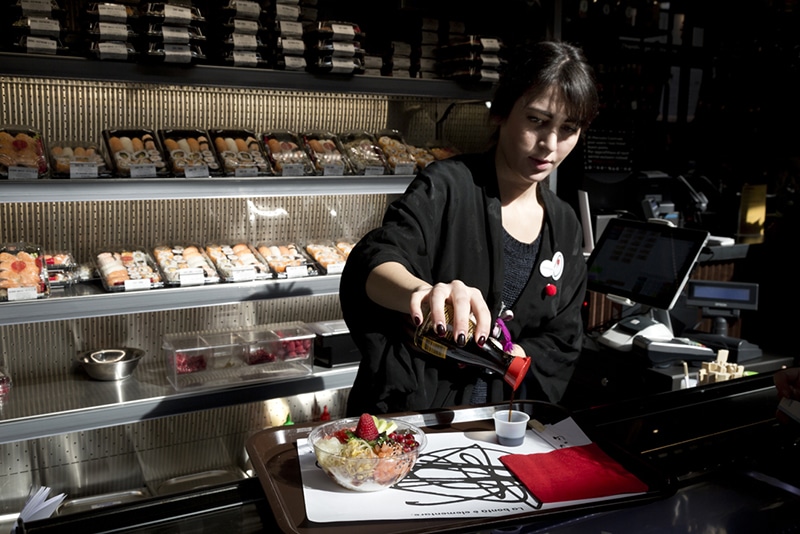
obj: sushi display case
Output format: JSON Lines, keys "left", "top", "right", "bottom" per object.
{"left": 162, "top": 321, "right": 314, "bottom": 390}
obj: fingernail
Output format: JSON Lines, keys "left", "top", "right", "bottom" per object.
{"left": 413, "top": 315, "right": 422, "bottom": 326}
{"left": 457, "top": 333, "right": 466, "bottom": 346}
{"left": 435, "top": 323, "right": 446, "bottom": 336}
{"left": 477, "top": 336, "right": 486, "bottom": 347}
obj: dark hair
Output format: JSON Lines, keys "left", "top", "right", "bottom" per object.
{"left": 490, "top": 41, "right": 599, "bottom": 130}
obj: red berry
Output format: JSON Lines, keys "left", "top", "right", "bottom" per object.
{"left": 355, "top": 413, "right": 379, "bottom": 441}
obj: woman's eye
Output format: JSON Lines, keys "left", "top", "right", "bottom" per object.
{"left": 527, "top": 115, "right": 544, "bottom": 124}
{"left": 562, "top": 125, "right": 579, "bottom": 134}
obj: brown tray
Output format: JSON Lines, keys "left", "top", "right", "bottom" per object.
{"left": 245, "top": 401, "right": 673, "bottom": 533}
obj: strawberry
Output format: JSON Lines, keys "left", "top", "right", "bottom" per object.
{"left": 355, "top": 413, "right": 379, "bottom": 441}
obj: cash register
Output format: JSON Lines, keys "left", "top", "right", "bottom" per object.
{"left": 585, "top": 217, "right": 716, "bottom": 366}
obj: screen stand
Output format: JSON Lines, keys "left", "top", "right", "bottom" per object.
{"left": 597, "top": 305, "right": 674, "bottom": 352}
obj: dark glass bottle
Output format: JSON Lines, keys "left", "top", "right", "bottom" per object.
{"left": 412, "top": 307, "right": 531, "bottom": 391}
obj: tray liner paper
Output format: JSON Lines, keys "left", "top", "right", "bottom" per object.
{"left": 499, "top": 442, "right": 650, "bottom": 503}
{"left": 298, "top": 418, "right": 649, "bottom": 523}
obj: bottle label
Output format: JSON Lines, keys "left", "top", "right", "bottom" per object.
{"left": 417, "top": 336, "right": 448, "bottom": 359}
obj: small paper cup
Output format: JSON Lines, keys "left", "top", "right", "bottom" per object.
{"left": 493, "top": 409, "right": 530, "bottom": 446}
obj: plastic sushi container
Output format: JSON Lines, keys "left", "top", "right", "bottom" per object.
{"left": 203, "top": 243, "right": 271, "bottom": 282}
{"left": 254, "top": 243, "right": 319, "bottom": 279}
{"left": 8, "top": 0, "right": 64, "bottom": 18}
{"left": 305, "top": 55, "right": 365, "bottom": 76}
{"left": 300, "top": 131, "right": 350, "bottom": 176}
{"left": 49, "top": 140, "right": 112, "bottom": 178}
{"left": 152, "top": 244, "right": 220, "bottom": 286}
{"left": 270, "top": 53, "right": 306, "bottom": 71}
{"left": 338, "top": 130, "right": 388, "bottom": 175}
{"left": 140, "top": 3, "right": 205, "bottom": 26}
{"left": 302, "top": 21, "right": 365, "bottom": 43}
{"left": 140, "top": 42, "right": 206, "bottom": 64}
{"left": 11, "top": 35, "right": 69, "bottom": 55}
{"left": 10, "top": 16, "right": 63, "bottom": 39}
{"left": 302, "top": 242, "right": 348, "bottom": 274}
{"left": 158, "top": 128, "right": 222, "bottom": 177}
{"left": 142, "top": 23, "right": 207, "bottom": 45}
{"left": 427, "top": 142, "right": 461, "bottom": 161}
{"left": 85, "top": 2, "right": 141, "bottom": 23}
{"left": 261, "top": 130, "right": 315, "bottom": 176}
{"left": 87, "top": 40, "right": 138, "bottom": 61}
{"left": 103, "top": 128, "right": 169, "bottom": 177}
{"left": 219, "top": 0, "right": 263, "bottom": 21}
{"left": 404, "top": 142, "right": 436, "bottom": 169}
{"left": 0, "top": 242, "right": 50, "bottom": 301}
{"left": 44, "top": 251, "right": 78, "bottom": 289}
{"left": 0, "top": 125, "right": 49, "bottom": 179}
{"left": 375, "top": 130, "right": 418, "bottom": 175}
{"left": 218, "top": 50, "right": 269, "bottom": 69}
{"left": 208, "top": 129, "right": 273, "bottom": 177}
{"left": 85, "top": 21, "right": 137, "bottom": 43}
{"left": 95, "top": 247, "right": 164, "bottom": 292}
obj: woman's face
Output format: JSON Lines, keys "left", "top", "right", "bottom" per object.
{"left": 495, "top": 86, "right": 581, "bottom": 187}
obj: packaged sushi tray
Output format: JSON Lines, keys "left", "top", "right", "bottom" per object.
{"left": 85, "top": 2, "right": 141, "bottom": 24}
{"left": 218, "top": 0, "right": 264, "bottom": 21}
{"left": 338, "top": 130, "right": 388, "bottom": 175}
{"left": 303, "top": 241, "right": 353, "bottom": 274}
{"left": 305, "top": 55, "right": 365, "bottom": 76}
{"left": 0, "top": 126, "right": 49, "bottom": 179}
{"left": 140, "top": 3, "right": 205, "bottom": 27}
{"left": 142, "top": 23, "right": 207, "bottom": 45}
{"left": 218, "top": 50, "right": 269, "bottom": 69}
{"left": 261, "top": 130, "right": 315, "bottom": 176}
{"left": 428, "top": 142, "right": 461, "bottom": 161}
{"left": 158, "top": 129, "right": 222, "bottom": 177}
{"left": 8, "top": 0, "right": 65, "bottom": 18}
{"left": 404, "top": 142, "right": 435, "bottom": 169}
{"left": 10, "top": 16, "right": 63, "bottom": 39}
{"left": 140, "top": 42, "right": 206, "bottom": 64}
{"left": 376, "top": 130, "right": 417, "bottom": 175}
{"left": 95, "top": 248, "right": 164, "bottom": 292}
{"left": 152, "top": 244, "right": 220, "bottom": 286}
{"left": 86, "top": 21, "right": 137, "bottom": 43}
{"left": 11, "top": 35, "right": 69, "bottom": 55}
{"left": 255, "top": 243, "right": 319, "bottom": 279}
{"left": 300, "top": 131, "right": 350, "bottom": 176}
{"left": 49, "top": 140, "right": 111, "bottom": 178}
{"left": 88, "top": 40, "right": 138, "bottom": 61}
{"left": 0, "top": 243, "right": 50, "bottom": 302}
{"left": 208, "top": 130, "right": 273, "bottom": 177}
{"left": 103, "top": 129, "right": 168, "bottom": 177}
{"left": 44, "top": 251, "right": 77, "bottom": 288}
{"left": 302, "top": 21, "right": 365, "bottom": 43}
{"left": 203, "top": 243, "right": 271, "bottom": 282}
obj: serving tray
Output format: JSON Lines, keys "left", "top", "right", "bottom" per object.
{"left": 245, "top": 401, "right": 672, "bottom": 533}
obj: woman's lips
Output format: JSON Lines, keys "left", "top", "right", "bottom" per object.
{"left": 530, "top": 157, "right": 552, "bottom": 171}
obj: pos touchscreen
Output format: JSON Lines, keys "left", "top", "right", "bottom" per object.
{"left": 585, "top": 218, "right": 709, "bottom": 311}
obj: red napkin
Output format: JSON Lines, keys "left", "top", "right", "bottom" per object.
{"left": 499, "top": 442, "right": 649, "bottom": 503}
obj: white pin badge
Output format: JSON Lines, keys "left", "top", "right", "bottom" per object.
{"left": 538, "top": 251, "right": 564, "bottom": 281}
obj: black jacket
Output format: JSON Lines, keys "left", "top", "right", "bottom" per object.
{"left": 340, "top": 151, "right": 586, "bottom": 415}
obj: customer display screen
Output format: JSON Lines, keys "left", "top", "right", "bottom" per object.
{"left": 586, "top": 218, "right": 709, "bottom": 311}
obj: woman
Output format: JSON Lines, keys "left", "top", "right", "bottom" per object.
{"left": 340, "top": 41, "right": 599, "bottom": 415}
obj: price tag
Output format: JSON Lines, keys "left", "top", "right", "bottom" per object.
{"left": 179, "top": 268, "right": 204, "bottom": 287}
{"left": 281, "top": 163, "right": 304, "bottom": 176}
{"left": 322, "top": 163, "right": 344, "bottom": 176}
{"left": 285, "top": 265, "right": 308, "bottom": 278}
{"left": 393, "top": 163, "right": 415, "bottom": 175}
{"left": 129, "top": 164, "right": 157, "bottom": 178}
{"left": 364, "top": 166, "right": 385, "bottom": 176}
{"left": 124, "top": 279, "right": 151, "bottom": 291}
{"left": 98, "top": 22, "right": 128, "bottom": 40}
{"left": 69, "top": 161, "right": 99, "bottom": 179}
{"left": 230, "top": 266, "right": 256, "bottom": 282}
{"left": 232, "top": 51, "right": 258, "bottom": 68}
{"left": 7, "top": 286, "right": 38, "bottom": 301}
{"left": 163, "top": 5, "right": 191, "bottom": 25}
{"left": 182, "top": 164, "right": 208, "bottom": 178}
{"left": 8, "top": 166, "right": 39, "bottom": 180}
{"left": 98, "top": 41, "right": 128, "bottom": 61}
{"left": 234, "top": 19, "right": 259, "bottom": 34}
{"left": 235, "top": 0, "right": 260, "bottom": 19}
{"left": 234, "top": 166, "right": 258, "bottom": 177}
{"left": 331, "top": 42, "right": 356, "bottom": 56}
{"left": 324, "top": 262, "right": 345, "bottom": 274}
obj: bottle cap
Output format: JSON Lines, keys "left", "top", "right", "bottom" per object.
{"left": 503, "top": 355, "right": 531, "bottom": 390}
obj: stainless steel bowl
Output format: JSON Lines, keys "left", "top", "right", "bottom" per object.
{"left": 76, "top": 348, "right": 144, "bottom": 381}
